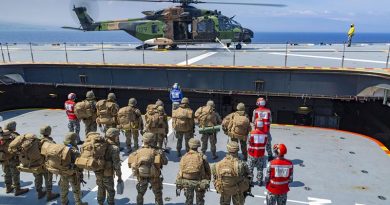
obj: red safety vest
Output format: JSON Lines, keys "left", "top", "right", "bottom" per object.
{"left": 65, "top": 100, "right": 77, "bottom": 120}
{"left": 253, "top": 107, "right": 271, "bottom": 133}
{"left": 248, "top": 129, "right": 268, "bottom": 158}
{"left": 266, "top": 158, "right": 293, "bottom": 195}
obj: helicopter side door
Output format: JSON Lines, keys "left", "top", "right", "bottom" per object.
{"left": 192, "top": 16, "right": 218, "bottom": 42}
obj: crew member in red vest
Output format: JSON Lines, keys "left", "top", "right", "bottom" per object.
{"left": 252, "top": 97, "right": 273, "bottom": 160}
{"left": 247, "top": 119, "right": 269, "bottom": 186}
{"left": 65, "top": 93, "right": 82, "bottom": 144}
{"left": 265, "top": 144, "right": 293, "bottom": 205}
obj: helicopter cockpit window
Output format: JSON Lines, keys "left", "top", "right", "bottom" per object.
{"left": 197, "top": 19, "right": 215, "bottom": 33}
{"left": 218, "top": 16, "right": 233, "bottom": 31}
{"left": 151, "top": 24, "right": 158, "bottom": 33}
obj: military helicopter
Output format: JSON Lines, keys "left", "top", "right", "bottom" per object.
{"left": 63, "top": 0, "right": 285, "bottom": 49}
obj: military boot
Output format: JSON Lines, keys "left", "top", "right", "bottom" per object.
{"left": 46, "top": 191, "right": 60, "bottom": 201}
{"left": 37, "top": 190, "right": 46, "bottom": 199}
{"left": 5, "top": 185, "right": 14, "bottom": 194}
{"left": 77, "top": 202, "right": 88, "bottom": 205}
{"left": 14, "top": 188, "right": 29, "bottom": 196}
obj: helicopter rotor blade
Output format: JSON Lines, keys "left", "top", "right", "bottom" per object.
{"left": 197, "top": 1, "right": 286, "bottom": 7}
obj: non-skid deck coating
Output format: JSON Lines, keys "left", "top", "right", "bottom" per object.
{"left": 0, "top": 109, "right": 389, "bottom": 205}
{"left": 1, "top": 43, "right": 390, "bottom": 69}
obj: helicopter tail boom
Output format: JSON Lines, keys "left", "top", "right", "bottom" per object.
{"left": 73, "top": 6, "right": 95, "bottom": 30}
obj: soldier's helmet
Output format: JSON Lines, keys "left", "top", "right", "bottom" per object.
{"left": 40, "top": 125, "right": 52, "bottom": 136}
{"left": 68, "top": 93, "right": 76, "bottom": 101}
{"left": 236, "top": 103, "right": 245, "bottom": 111}
{"left": 106, "top": 128, "right": 120, "bottom": 138}
{"left": 206, "top": 100, "right": 215, "bottom": 107}
{"left": 256, "top": 97, "right": 266, "bottom": 107}
{"left": 188, "top": 138, "right": 201, "bottom": 149}
{"left": 156, "top": 99, "right": 164, "bottom": 107}
{"left": 273, "top": 144, "right": 287, "bottom": 157}
{"left": 64, "top": 132, "right": 78, "bottom": 146}
{"left": 142, "top": 132, "right": 155, "bottom": 145}
{"left": 107, "top": 93, "right": 116, "bottom": 101}
{"left": 227, "top": 141, "right": 240, "bottom": 153}
{"left": 181, "top": 97, "right": 189, "bottom": 104}
{"left": 86, "top": 90, "right": 95, "bottom": 99}
{"left": 157, "top": 106, "right": 164, "bottom": 112}
{"left": 5, "top": 121, "right": 17, "bottom": 132}
{"left": 128, "top": 98, "right": 137, "bottom": 106}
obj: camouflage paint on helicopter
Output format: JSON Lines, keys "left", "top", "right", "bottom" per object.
{"left": 64, "top": 0, "right": 276, "bottom": 49}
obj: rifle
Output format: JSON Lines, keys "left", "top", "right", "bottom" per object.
{"left": 243, "top": 181, "right": 255, "bottom": 198}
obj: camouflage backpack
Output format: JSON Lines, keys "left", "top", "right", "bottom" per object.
{"left": 41, "top": 141, "right": 74, "bottom": 176}
{"left": 0, "top": 130, "right": 14, "bottom": 162}
{"left": 128, "top": 147, "right": 161, "bottom": 178}
{"left": 8, "top": 133, "right": 45, "bottom": 173}
{"left": 74, "top": 100, "right": 94, "bottom": 119}
{"left": 144, "top": 104, "right": 165, "bottom": 134}
{"left": 96, "top": 100, "right": 116, "bottom": 125}
{"left": 75, "top": 132, "right": 107, "bottom": 171}
{"left": 117, "top": 106, "right": 137, "bottom": 130}
{"left": 195, "top": 106, "right": 216, "bottom": 128}
{"left": 213, "top": 157, "right": 250, "bottom": 195}
{"left": 179, "top": 152, "right": 205, "bottom": 180}
{"left": 228, "top": 114, "right": 250, "bottom": 139}
{"left": 172, "top": 107, "right": 193, "bottom": 132}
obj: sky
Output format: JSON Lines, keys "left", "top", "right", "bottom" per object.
{"left": 0, "top": 0, "right": 389, "bottom": 32}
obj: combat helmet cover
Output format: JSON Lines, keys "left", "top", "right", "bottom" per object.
{"left": 5, "top": 121, "right": 16, "bottom": 132}
{"left": 40, "top": 125, "right": 52, "bottom": 136}
{"left": 227, "top": 141, "right": 239, "bottom": 153}
{"left": 188, "top": 138, "right": 201, "bottom": 149}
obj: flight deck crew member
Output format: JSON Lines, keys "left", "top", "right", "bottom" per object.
{"left": 170, "top": 83, "right": 183, "bottom": 110}
{"left": 65, "top": 93, "right": 81, "bottom": 143}
{"left": 265, "top": 144, "right": 293, "bottom": 205}
{"left": 252, "top": 97, "right": 273, "bottom": 160}
{"left": 347, "top": 24, "right": 355, "bottom": 47}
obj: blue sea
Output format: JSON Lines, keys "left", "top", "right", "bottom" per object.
{"left": 0, "top": 30, "right": 389, "bottom": 44}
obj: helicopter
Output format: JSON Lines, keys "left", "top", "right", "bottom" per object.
{"left": 63, "top": 0, "right": 286, "bottom": 50}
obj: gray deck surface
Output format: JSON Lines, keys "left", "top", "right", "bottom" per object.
{"left": 1, "top": 43, "right": 390, "bottom": 68}
{"left": 1, "top": 109, "right": 389, "bottom": 205}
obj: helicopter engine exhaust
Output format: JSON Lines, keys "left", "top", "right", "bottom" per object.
{"left": 144, "top": 38, "right": 174, "bottom": 46}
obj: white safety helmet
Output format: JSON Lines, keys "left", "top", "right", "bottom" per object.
{"left": 256, "top": 97, "right": 266, "bottom": 107}
{"left": 68, "top": 93, "right": 76, "bottom": 100}
{"left": 173, "top": 83, "right": 179, "bottom": 89}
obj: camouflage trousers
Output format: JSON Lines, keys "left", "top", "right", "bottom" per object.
{"left": 68, "top": 119, "right": 81, "bottom": 141}
{"left": 82, "top": 118, "right": 97, "bottom": 136}
{"left": 230, "top": 137, "right": 248, "bottom": 160}
{"left": 124, "top": 129, "right": 140, "bottom": 150}
{"left": 1, "top": 159, "right": 21, "bottom": 189}
{"left": 266, "top": 133, "right": 273, "bottom": 159}
{"left": 184, "top": 185, "right": 206, "bottom": 205}
{"left": 59, "top": 174, "right": 82, "bottom": 205}
{"left": 247, "top": 156, "right": 266, "bottom": 182}
{"left": 136, "top": 177, "right": 163, "bottom": 205}
{"left": 266, "top": 192, "right": 287, "bottom": 205}
{"left": 95, "top": 172, "right": 115, "bottom": 205}
{"left": 153, "top": 133, "right": 166, "bottom": 150}
{"left": 201, "top": 133, "right": 217, "bottom": 157}
{"left": 176, "top": 132, "right": 194, "bottom": 153}
{"left": 220, "top": 193, "right": 245, "bottom": 205}
{"left": 33, "top": 171, "right": 53, "bottom": 192}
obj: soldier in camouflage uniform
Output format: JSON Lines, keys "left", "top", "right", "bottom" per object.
{"left": 173, "top": 97, "right": 195, "bottom": 157}
{"left": 176, "top": 138, "right": 211, "bottom": 205}
{"left": 212, "top": 141, "right": 251, "bottom": 205}
{"left": 134, "top": 132, "right": 168, "bottom": 205}
{"left": 0, "top": 122, "right": 29, "bottom": 196}
{"left": 34, "top": 125, "right": 60, "bottom": 201}
{"left": 195, "top": 100, "right": 222, "bottom": 160}
{"left": 60, "top": 132, "right": 88, "bottom": 205}
{"left": 81, "top": 90, "right": 97, "bottom": 136}
{"left": 155, "top": 100, "right": 169, "bottom": 149}
{"left": 123, "top": 98, "right": 143, "bottom": 152}
{"left": 95, "top": 128, "right": 122, "bottom": 205}
{"left": 222, "top": 103, "right": 251, "bottom": 161}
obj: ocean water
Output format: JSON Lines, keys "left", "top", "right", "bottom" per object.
{"left": 0, "top": 30, "right": 389, "bottom": 44}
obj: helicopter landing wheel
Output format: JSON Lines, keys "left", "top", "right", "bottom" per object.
{"left": 226, "top": 43, "right": 231, "bottom": 47}
{"left": 236, "top": 44, "right": 242, "bottom": 50}
{"left": 170, "top": 44, "right": 178, "bottom": 50}
{"left": 158, "top": 45, "right": 166, "bottom": 49}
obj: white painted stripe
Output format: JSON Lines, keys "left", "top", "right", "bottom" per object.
{"left": 259, "top": 49, "right": 337, "bottom": 52}
{"left": 177, "top": 52, "right": 217, "bottom": 65}
{"left": 268, "top": 52, "right": 387, "bottom": 64}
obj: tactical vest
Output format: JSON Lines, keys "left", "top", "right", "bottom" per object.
{"left": 0, "top": 131, "right": 14, "bottom": 162}
{"left": 195, "top": 106, "right": 218, "bottom": 128}
{"left": 179, "top": 151, "right": 205, "bottom": 180}
{"left": 248, "top": 129, "right": 268, "bottom": 158}
{"left": 75, "top": 132, "right": 107, "bottom": 171}
{"left": 128, "top": 147, "right": 162, "bottom": 178}
{"left": 253, "top": 107, "right": 271, "bottom": 133}
{"left": 213, "top": 156, "right": 249, "bottom": 195}
{"left": 172, "top": 107, "right": 193, "bottom": 132}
